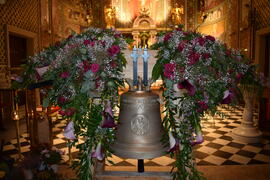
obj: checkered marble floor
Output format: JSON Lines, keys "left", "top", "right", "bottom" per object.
{"left": 2, "top": 105, "right": 270, "bottom": 172}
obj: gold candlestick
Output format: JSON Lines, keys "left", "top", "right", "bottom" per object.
{"left": 12, "top": 111, "right": 23, "bottom": 161}
{"left": 68, "top": 139, "right": 72, "bottom": 165}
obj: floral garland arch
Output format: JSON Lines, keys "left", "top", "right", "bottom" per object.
{"left": 15, "top": 28, "right": 127, "bottom": 180}
{"left": 13, "top": 27, "right": 264, "bottom": 180}
{"left": 151, "top": 27, "right": 258, "bottom": 179}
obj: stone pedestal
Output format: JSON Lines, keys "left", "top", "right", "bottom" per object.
{"left": 232, "top": 89, "right": 262, "bottom": 143}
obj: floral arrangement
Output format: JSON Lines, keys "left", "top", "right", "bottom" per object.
{"left": 14, "top": 28, "right": 128, "bottom": 180}
{"left": 151, "top": 27, "right": 257, "bottom": 179}
{"left": 20, "top": 144, "right": 64, "bottom": 180}
{"left": 239, "top": 64, "right": 268, "bottom": 96}
{"left": 40, "top": 146, "right": 63, "bottom": 165}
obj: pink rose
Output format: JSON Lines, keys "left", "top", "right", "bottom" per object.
{"left": 205, "top": 35, "right": 215, "bottom": 42}
{"left": 108, "top": 45, "right": 120, "bottom": 56}
{"left": 176, "top": 27, "right": 182, "bottom": 31}
{"left": 90, "top": 63, "right": 99, "bottom": 73}
{"left": 58, "top": 96, "right": 68, "bottom": 104}
{"left": 55, "top": 41, "right": 61, "bottom": 47}
{"left": 197, "top": 37, "right": 205, "bottom": 46}
{"left": 164, "top": 63, "right": 176, "bottom": 79}
{"left": 236, "top": 73, "right": 243, "bottom": 80}
{"left": 114, "top": 32, "right": 122, "bottom": 38}
{"left": 84, "top": 40, "right": 91, "bottom": 46}
{"left": 178, "top": 41, "right": 187, "bottom": 52}
{"left": 226, "top": 49, "right": 231, "bottom": 57}
{"left": 164, "top": 32, "right": 172, "bottom": 42}
{"left": 109, "top": 61, "right": 117, "bottom": 68}
{"left": 83, "top": 60, "right": 91, "bottom": 72}
{"left": 197, "top": 101, "right": 208, "bottom": 112}
{"left": 58, "top": 110, "right": 66, "bottom": 116}
{"left": 60, "top": 72, "right": 70, "bottom": 78}
{"left": 202, "top": 53, "right": 211, "bottom": 59}
{"left": 65, "top": 107, "right": 76, "bottom": 117}
{"left": 164, "top": 63, "right": 176, "bottom": 72}
{"left": 67, "top": 35, "right": 73, "bottom": 39}
{"left": 188, "top": 51, "right": 200, "bottom": 65}
{"left": 164, "top": 70, "right": 174, "bottom": 79}
{"left": 90, "top": 41, "right": 95, "bottom": 47}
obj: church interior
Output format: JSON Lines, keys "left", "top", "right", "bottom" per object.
{"left": 0, "top": 0, "right": 270, "bottom": 180}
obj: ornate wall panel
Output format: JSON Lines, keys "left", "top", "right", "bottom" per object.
{"left": 186, "top": 0, "right": 196, "bottom": 30}
{"left": 254, "top": 0, "right": 270, "bottom": 30}
{"left": 198, "top": 1, "right": 227, "bottom": 42}
{"left": 53, "top": 0, "right": 86, "bottom": 42}
{"left": 0, "top": 0, "right": 40, "bottom": 65}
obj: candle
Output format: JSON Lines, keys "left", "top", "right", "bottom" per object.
{"left": 142, "top": 47, "right": 149, "bottom": 86}
{"left": 131, "top": 46, "right": 138, "bottom": 86}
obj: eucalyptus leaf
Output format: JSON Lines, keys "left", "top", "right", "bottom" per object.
{"left": 84, "top": 71, "right": 94, "bottom": 78}
{"left": 152, "top": 62, "right": 162, "bottom": 80}
{"left": 42, "top": 98, "right": 49, "bottom": 108}
{"left": 81, "top": 81, "right": 91, "bottom": 93}
{"left": 79, "top": 48, "right": 87, "bottom": 54}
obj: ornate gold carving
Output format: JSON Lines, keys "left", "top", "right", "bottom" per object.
{"left": 104, "top": 6, "right": 116, "bottom": 28}
{"left": 171, "top": 3, "right": 184, "bottom": 26}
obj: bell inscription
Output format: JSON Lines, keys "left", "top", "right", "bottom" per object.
{"left": 131, "top": 115, "right": 149, "bottom": 136}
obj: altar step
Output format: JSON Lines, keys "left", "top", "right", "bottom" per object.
{"left": 95, "top": 171, "right": 171, "bottom": 180}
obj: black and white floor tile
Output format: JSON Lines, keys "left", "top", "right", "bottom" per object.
{"left": 2, "top": 105, "right": 270, "bottom": 172}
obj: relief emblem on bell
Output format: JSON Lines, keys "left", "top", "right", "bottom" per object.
{"left": 131, "top": 115, "right": 149, "bottom": 136}
{"left": 111, "top": 89, "right": 168, "bottom": 159}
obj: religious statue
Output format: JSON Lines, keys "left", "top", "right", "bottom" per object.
{"left": 171, "top": 3, "right": 184, "bottom": 26}
{"left": 104, "top": 6, "right": 116, "bottom": 28}
{"left": 85, "top": 10, "right": 93, "bottom": 26}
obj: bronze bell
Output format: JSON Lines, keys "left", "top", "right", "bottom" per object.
{"left": 112, "top": 83, "right": 168, "bottom": 159}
